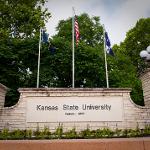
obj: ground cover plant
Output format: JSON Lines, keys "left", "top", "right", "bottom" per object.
{"left": 0, "top": 125, "right": 149, "bottom": 140}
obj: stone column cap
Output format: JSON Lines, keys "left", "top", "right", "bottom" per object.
{"left": 0, "top": 83, "right": 8, "bottom": 91}
{"left": 18, "top": 88, "right": 132, "bottom": 93}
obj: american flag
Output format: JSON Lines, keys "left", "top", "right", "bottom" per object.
{"left": 74, "top": 16, "right": 80, "bottom": 45}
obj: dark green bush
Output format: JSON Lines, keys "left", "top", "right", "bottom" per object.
{"left": 64, "top": 128, "right": 77, "bottom": 139}
{"left": 0, "top": 128, "right": 9, "bottom": 140}
{"left": 53, "top": 125, "right": 63, "bottom": 139}
{"left": 10, "top": 129, "right": 25, "bottom": 139}
{"left": 80, "top": 128, "right": 91, "bottom": 138}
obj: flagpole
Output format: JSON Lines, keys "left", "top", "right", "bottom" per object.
{"left": 103, "top": 25, "right": 109, "bottom": 88}
{"left": 36, "top": 28, "right": 42, "bottom": 88}
{"left": 72, "top": 7, "right": 75, "bottom": 88}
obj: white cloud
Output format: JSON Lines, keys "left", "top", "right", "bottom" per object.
{"left": 106, "top": 0, "right": 150, "bottom": 44}
{"left": 45, "top": 0, "right": 150, "bottom": 45}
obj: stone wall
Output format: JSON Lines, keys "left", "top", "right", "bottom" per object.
{"left": 140, "top": 68, "right": 150, "bottom": 107}
{"left": 0, "top": 87, "right": 149, "bottom": 131}
{"left": 0, "top": 83, "right": 8, "bottom": 124}
{"left": 0, "top": 83, "right": 8, "bottom": 109}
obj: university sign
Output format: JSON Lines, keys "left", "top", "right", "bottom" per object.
{"left": 0, "top": 86, "right": 149, "bottom": 130}
{"left": 26, "top": 96, "right": 123, "bottom": 122}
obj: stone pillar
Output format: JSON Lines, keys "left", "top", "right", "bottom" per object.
{"left": 140, "top": 68, "right": 150, "bottom": 107}
{"left": 0, "top": 83, "right": 8, "bottom": 109}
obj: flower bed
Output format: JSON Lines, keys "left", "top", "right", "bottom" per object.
{"left": 0, "top": 125, "right": 150, "bottom": 140}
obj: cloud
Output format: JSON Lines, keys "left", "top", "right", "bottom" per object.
{"left": 45, "top": 0, "right": 150, "bottom": 44}
{"left": 45, "top": 0, "right": 88, "bottom": 36}
{"left": 106, "top": 0, "right": 150, "bottom": 44}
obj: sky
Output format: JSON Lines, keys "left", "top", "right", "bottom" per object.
{"left": 45, "top": 0, "right": 150, "bottom": 45}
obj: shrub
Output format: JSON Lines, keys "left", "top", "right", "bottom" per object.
{"left": 80, "top": 128, "right": 91, "bottom": 138}
{"left": 0, "top": 126, "right": 149, "bottom": 140}
{"left": 143, "top": 125, "right": 150, "bottom": 136}
{"left": 25, "top": 129, "right": 33, "bottom": 139}
{"left": 10, "top": 129, "right": 25, "bottom": 139}
{"left": 0, "top": 128, "right": 9, "bottom": 140}
{"left": 54, "top": 125, "right": 63, "bottom": 139}
{"left": 64, "top": 128, "right": 77, "bottom": 139}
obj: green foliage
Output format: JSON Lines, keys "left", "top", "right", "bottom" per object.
{"left": 143, "top": 125, "right": 150, "bottom": 135}
{"left": 25, "top": 129, "right": 33, "bottom": 139}
{"left": 94, "top": 129, "right": 104, "bottom": 138}
{"left": 5, "top": 89, "right": 20, "bottom": 106}
{"left": 80, "top": 127, "right": 92, "bottom": 138}
{"left": 122, "top": 18, "right": 150, "bottom": 105}
{"left": 101, "top": 128, "right": 114, "bottom": 138}
{"left": 34, "top": 124, "right": 51, "bottom": 139}
{"left": 10, "top": 129, "right": 25, "bottom": 139}
{"left": 79, "top": 127, "right": 114, "bottom": 139}
{"left": 109, "top": 44, "right": 144, "bottom": 105}
{"left": 123, "top": 18, "right": 150, "bottom": 73}
{"left": 42, "top": 127, "right": 51, "bottom": 139}
{"left": 114, "top": 128, "right": 122, "bottom": 137}
{"left": 64, "top": 128, "right": 77, "bottom": 139}
{"left": 54, "top": 125, "right": 63, "bottom": 139}
{"left": 0, "top": 128, "right": 9, "bottom": 140}
{"left": 92, "top": 128, "right": 114, "bottom": 138}
{"left": 43, "top": 14, "right": 105, "bottom": 88}
{"left": 0, "top": 0, "right": 51, "bottom": 106}
{"left": 32, "top": 126, "right": 51, "bottom": 139}
{"left": 110, "top": 18, "right": 150, "bottom": 105}
{"left": 56, "top": 13, "right": 103, "bottom": 46}
{"left": 0, "top": 125, "right": 149, "bottom": 140}
{"left": 0, "top": 0, "right": 50, "bottom": 38}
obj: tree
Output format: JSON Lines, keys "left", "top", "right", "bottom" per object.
{"left": 0, "top": 0, "right": 50, "bottom": 38}
{"left": 56, "top": 14, "right": 103, "bottom": 46}
{"left": 123, "top": 18, "right": 150, "bottom": 73}
{"left": 112, "top": 18, "right": 150, "bottom": 106}
{"left": 108, "top": 45, "right": 144, "bottom": 105}
{"left": 40, "top": 13, "right": 105, "bottom": 88}
{"left": 0, "top": 0, "right": 50, "bottom": 106}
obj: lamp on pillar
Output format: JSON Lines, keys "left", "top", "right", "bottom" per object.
{"left": 139, "top": 45, "right": 150, "bottom": 107}
{"left": 140, "top": 46, "right": 150, "bottom": 64}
